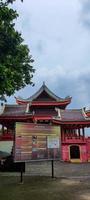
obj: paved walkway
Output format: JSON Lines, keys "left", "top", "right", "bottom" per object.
{"left": 0, "top": 161, "right": 90, "bottom": 179}
{"left": 26, "top": 161, "right": 90, "bottom": 178}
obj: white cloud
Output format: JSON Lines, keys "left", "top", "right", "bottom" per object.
{"left": 7, "top": 0, "right": 90, "bottom": 109}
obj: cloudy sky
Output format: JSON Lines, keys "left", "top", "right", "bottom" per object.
{"left": 7, "top": 0, "right": 90, "bottom": 109}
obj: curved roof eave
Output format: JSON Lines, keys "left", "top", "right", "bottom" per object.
{"left": 15, "top": 83, "right": 72, "bottom": 103}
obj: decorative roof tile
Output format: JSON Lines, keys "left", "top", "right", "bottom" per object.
{"left": 54, "top": 109, "right": 87, "bottom": 121}
{"left": 1, "top": 104, "right": 27, "bottom": 116}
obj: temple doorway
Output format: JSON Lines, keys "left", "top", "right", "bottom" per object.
{"left": 70, "top": 145, "right": 80, "bottom": 160}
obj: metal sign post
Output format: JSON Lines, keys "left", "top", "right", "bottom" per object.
{"left": 51, "top": 160, "right": 54, "bottom": 178}
{"left": 20, "top": 163, "right": 23, "bottom": 183}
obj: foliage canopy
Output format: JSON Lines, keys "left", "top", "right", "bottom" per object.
{"left": 0, "top": 0, "right": 35, "bottom": 101}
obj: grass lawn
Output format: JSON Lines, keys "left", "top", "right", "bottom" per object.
{"left": 0, "top": 174, "right": 90, "bottom": 200}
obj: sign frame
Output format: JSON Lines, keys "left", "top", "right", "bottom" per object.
{"left": 14, "top": 122, "right": 61, "bottom": 162}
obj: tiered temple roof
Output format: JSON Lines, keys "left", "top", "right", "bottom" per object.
{"left": 0, "top": 104, "right": 33, "bottom": 128}
{"left": 0, "top": 104, "right": 90, "bottom": 127}
{"left": 58, "top": 109, "right": 87, "bottom": 121}
{"left": 0, "top": 83, "right": 90, "bottom": 128}
{"left": 53, "top": 108, "right": 90, "bottom": 127}
{"left": 15, "top": 83, "right": 72, "bottom": 108}
{"left": 1, "top": 105, "right": 27, "bottom": 117}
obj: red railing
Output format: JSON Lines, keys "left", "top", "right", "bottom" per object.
{"left": 0, "top": 133, "right": 13, "bottom": 141}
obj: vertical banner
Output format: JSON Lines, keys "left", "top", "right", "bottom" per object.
{"left": 14, "top": 123, "right": 61, "bottom": 162}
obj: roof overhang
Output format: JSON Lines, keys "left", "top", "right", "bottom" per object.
{"left": 53, "top": 118, "right": 90, "bottom": 128}
{"left": 15, "top": 83, "right": 72, "bottom": 107}
{"left": 0, "top": 115, "right": 33, "bottom": 121}
{"left": 15, "top": 99, "right": 71, "bottom": 107}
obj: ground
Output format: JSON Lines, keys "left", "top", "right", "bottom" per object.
{"left": 0, "top": 162, "right": 90, "bottom": 200}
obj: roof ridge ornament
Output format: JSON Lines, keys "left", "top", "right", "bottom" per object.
{"left": 43, "top": 81, "right": 45, "bottom": 86}
{"left": 82, "top": 107, "right": 88, "bottom": 119}
{"left": 0, "top": 103, "right": 5, "bottom": 115}
{"left": 43, "top": 81, "right": 45, "bottom": 89}
{"left": 55, "top": 107, "right": 61, "bottom": 119}
{"left": 25, "top": 103, "right": 30, "bottom": 113}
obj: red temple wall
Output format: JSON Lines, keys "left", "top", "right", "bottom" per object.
{"left": 80, "top": 145, "right": 87, "bottom": 162}
{"left": 86, "top": 137, "right": 90, "bottom": 161}
{"left": 61, "top": 143, "right": 88, "bottom": 162}
{"left": 61, "top": 144, "right": 69, "bottom": 161}
{"left": 0, "top": 133, "right": 13, "bottom": 141}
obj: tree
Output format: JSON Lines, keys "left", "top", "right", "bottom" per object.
{"left": 0, "top": 0, "right": 35, "bottom": 101}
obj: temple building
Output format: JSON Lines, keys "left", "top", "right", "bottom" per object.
{"left": 0, "top": 82, "right": 90, "bottom": 163}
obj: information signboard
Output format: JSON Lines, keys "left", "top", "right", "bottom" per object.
{"left": 14, "top": 122, "right": 61, "bottom": 162}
